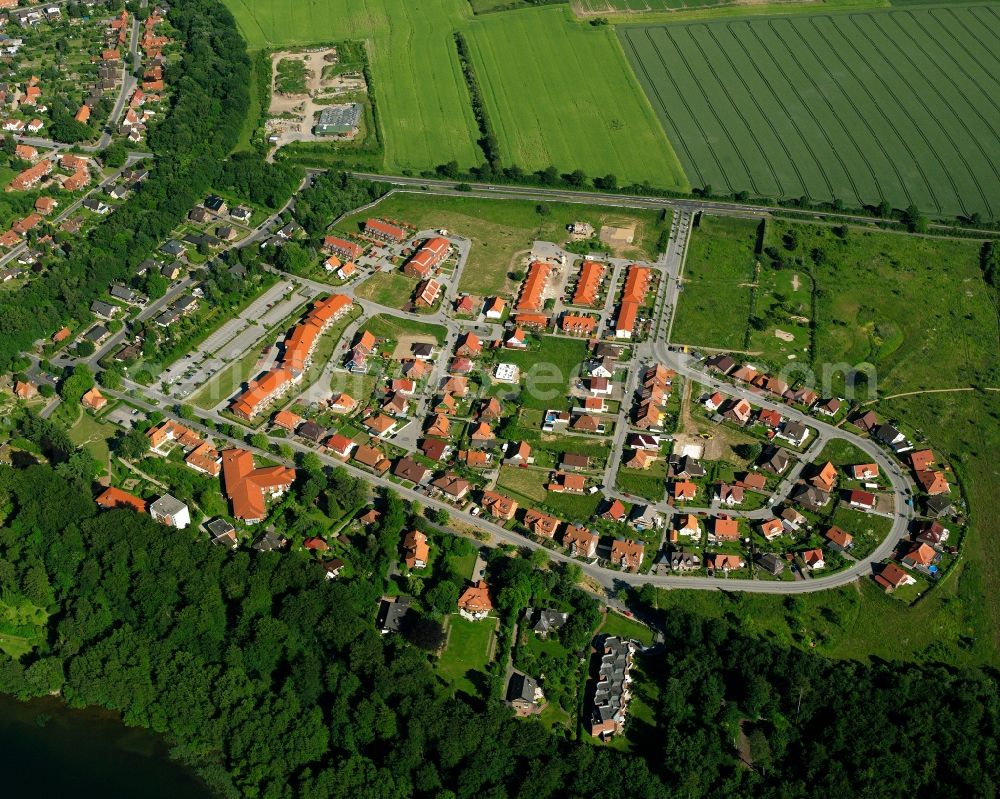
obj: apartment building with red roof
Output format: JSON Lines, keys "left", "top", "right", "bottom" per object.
{"left": 221, "top": 448, "right": 296, "bottom": 523}
{"left": 516, "top": 261, "right": 551, "bottom": 312}
{"left": 403, "top": 236, "right": 449, "bottom": 278}
{"left": 571, "top": 260, "right": 604, "bottom": 306}
{"left": 364, "top": 218, "right": 407, "bottom": 242}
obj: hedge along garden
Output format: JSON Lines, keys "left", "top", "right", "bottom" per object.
{"left": 619, "top": 3, "right": 1000, "bottom": 218}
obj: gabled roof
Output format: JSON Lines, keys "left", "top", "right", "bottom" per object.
{"left": 221, "top": 448, "right": 296, "bottom": 522}
{"left": 458, "top": 580, "right": 492, "bottom": 613}
{"left": 96, "top": 486, "right": 147, "bottom": 513}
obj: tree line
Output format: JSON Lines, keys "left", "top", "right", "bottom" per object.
{"left": 0, "top": 442, "right": 996, "bottom": 797}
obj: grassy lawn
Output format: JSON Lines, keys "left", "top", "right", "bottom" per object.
{"left": 879, "top": 389, "right": 1000, "bottom": 663}
{"left": 354, "top": 271, "right": 419, "bottom": 310}
{"left": 812, "top": 438, "right": 871, "bottom": 467}
{"left": 616, "top": 466, "right": 666, "bottom": 502}
{"left": 364, "top": 313, "right": 447, "bottom": 345}
{"left": 671, "top": 215, "right": 760, "bottom": 349}
{"left": 336, "top": 192, "right": 670, "bottom": 298}
{"left": 496, "top": 465, "right": 602, "bottom": 522}
{"left": 747, "top": 252, "right": 813, "bottom": 362}
{"left": 498, "top": 335, "right": 588, "bottom": 409}
{"left": 597, "top": 611, "right": 656, "bottom": 646}
{"left": 828, "top": 506, "right": 891, "bottom": 560}
{"left": 447, "top": 549, "right": 478, "bottom": 582}
{"left": 436, "top": 614, "right": 496, "bottom": 699}
{"left": 0, "top": 599, "right": 48, "bottom": 658}
{"left": 68, "top": 409, "right": 117, "bottom": 471}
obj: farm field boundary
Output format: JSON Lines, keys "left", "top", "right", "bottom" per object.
{"left": 223, "top": 0, "right": 689, "bottom": 189}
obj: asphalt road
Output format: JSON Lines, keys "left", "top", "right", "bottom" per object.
{"left": 351, "top": 172, "right": 999, "bottom": 237}
{"left": 50, "top": 163, "right": 916, "bottom": 597}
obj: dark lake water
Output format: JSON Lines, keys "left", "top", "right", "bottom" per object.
{"left": 0, "top": 693, "right": 215, "bottom": 798}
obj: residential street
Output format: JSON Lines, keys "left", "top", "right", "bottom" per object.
{"left": 42, "top": 168, "right": 918, "bottom": 599}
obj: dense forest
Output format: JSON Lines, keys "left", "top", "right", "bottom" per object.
{"left": 0, "top": 0, "right": 251, "bottom": 372}
{"left": 0, "top": 455, "right": 996, "bottom": 798}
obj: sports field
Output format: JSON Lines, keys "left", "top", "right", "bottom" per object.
{"left": 464, "top": 7, "right": 687, "bottom": 186}
{"left": 222, "top": 0, "right": 688, "bottom": 187}
{"left": 619, "top": 4, "right": 1000, "bottom": 217}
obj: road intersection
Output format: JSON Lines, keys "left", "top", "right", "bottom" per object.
{"left": 85, "top": 196, "right": 917, "bottom": 597}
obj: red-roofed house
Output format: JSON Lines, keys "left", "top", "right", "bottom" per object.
{"left": 96, "top": 486, "right": 147, "bottom": 513}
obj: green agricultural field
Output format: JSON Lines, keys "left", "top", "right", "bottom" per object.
{"left": 670, "top": 215, "right": 760, "bottom": 349}
{"left": 464, "top": 7, "right": 687, "bottom": 187}
{"left": 620, "top": 4, "right": 1000, "bottom": 218}
{"left": 336, "top": 191, "right": 670, "bottom": 297}
{"left": 225, "top": 0, "right": 482, "bottom": 171}
{"left": 223, "top": 0, "right": 689, "bottom": 187}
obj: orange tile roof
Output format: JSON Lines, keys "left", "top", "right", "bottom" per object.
{"left": 14, "top": 381, "right": 36, "bottom": 399}
{"left": 611, "top": 538, "right": 644, "bottom": 571}
{"left": 513, "top": 313, "right": 549, "bottom": 329}
{"left": 75, "top": 105, "right": 91, "bottom": 123}
{"left": 96, "top": 486, "right": 147, "bottom": 513}
{"left": 909, "top": 449, "right": 935, "bottom": 472}
{"left": 481, "top": 491, "right": 517, "bottom": 519}
{"left": 272, "top": 410, "right": 302, "bottom": 431}
{"left": 427, "top": 414, "right": 450, "bottom": 438}
{"left": 404, "top": 236, "right": 449, "bottom": 278}
{"left": 458, "top": 580, "right": 493, "bottom": 613}
{"left": 615, "top": 300, "right": 640, "bottom": 336}
{"left": 12, "top": 214, "right": 41, "bottom": 234}
{"left": 403, "top": 529, "right": 429, "bottom": 568}
{"left": 365, "top": 217, "right": 407, "bottom": 241}
{"left": 516, "top": 261, "right": 551, "bottom": 312}
{"left": 562, "top": 315, "right": 596, "bottom": 334}
{"left": 9, "top": 160, "right": 52, "bottom": 191}
{"left": 81, "top": 387, "right": 106, "bottom": 410}
{"left": 713, "top": 516, "right": 740, "bottom": 540}
{"left": 221, "top": 448, "right": 296, "bottom": 522}
{"left": 231, "top": 368, "right": 293, "bottom": 419}
{"left": 329, "top": 393, "right": 357, "bottom": 413}
{"left": 323, "top": 236, "right": 364, "bottom": 259}
{"left": 622, "top": 265, "right": 650, "bottom": 302}
{"left": 185, "top": 441, "right": 220, "bottom": 476}
{"left": 524, "top": 509, "right": 560, "bottom": 538}
{"left": 572, "top": 260, "right": 604, "bottom": 306}
{"left": 825, "top": 526, "right": 853, "bottom": 548}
